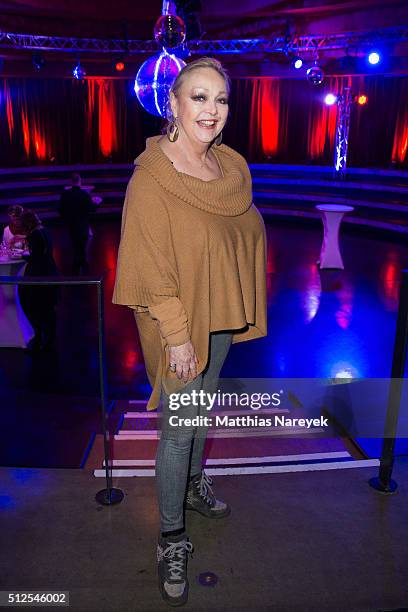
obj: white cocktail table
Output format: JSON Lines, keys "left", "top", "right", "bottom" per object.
{"left": 316, "top": 204, "right": 354, "bottom": 269}
{"left": 0, "top": 257, "right": 34, "bottom": 347}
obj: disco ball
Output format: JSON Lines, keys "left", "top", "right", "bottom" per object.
{"left": 307, "top": 65, "right": 324, "bottom": 85}
{"left": 154, "top": 14, "right": 186, "bottom": 49}
{"left": 134, "top": 51, "right": 186, "bottom": 118}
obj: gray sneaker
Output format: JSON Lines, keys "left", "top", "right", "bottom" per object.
{"left": 157, "top": 533, "right": 194, "bottom": 607}
{"left": 186, "top": 470, "right": 231, "bottom": 518}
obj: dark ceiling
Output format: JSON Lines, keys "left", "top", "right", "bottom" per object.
{"left": 0, "top": 0, "right": 407, "bottom": 38}
{"left": 0, "top": 1, "right": 407, "bottom": 77}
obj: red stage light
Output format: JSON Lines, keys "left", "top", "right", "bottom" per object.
{"left": 357, "top": 95, "right": 368, "bottom": 105}
{"left": 115, "top": 61, "right": 125, "bottom": 72}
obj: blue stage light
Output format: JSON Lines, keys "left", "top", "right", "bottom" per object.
{"left": 73, "top": 61, "right": 86, "bottom": 80}
{"left": 291, "top": 56, "right": 303, "bottom": 70}
{"left": 324, "top": 93, "right": 337, "bottom": 106}
{"left": 368, "top": 51, "right": 381, "bottom": 65}
{"left": 134, "top": 50, "right": 185, "bottom": 118}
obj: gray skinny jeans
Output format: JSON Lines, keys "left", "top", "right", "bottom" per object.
{"left": 155, "top": 331, "right": 232, "bottom": 532}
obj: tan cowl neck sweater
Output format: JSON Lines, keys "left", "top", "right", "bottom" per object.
{"left": 113, "top": 135, "right": 267, "bottom": 409}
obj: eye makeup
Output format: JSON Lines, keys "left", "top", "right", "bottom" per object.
{"left": 191, "top": 93, "right": 229, "bottom": 104}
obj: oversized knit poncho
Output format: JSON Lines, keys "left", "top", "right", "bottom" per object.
{"left": 113, "top": 135, "right": 267, "bottom": 410}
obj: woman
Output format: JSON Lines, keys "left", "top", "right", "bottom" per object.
{"left": 113, "top": 57, "right": 267, "bottom": 607}
{"left": 18, "top": 210, "right": 59, "bottom": 352}
{"left": 1, "top": 205, "right": 27, "bottom": 250}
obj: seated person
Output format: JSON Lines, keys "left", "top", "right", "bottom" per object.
{"left": 1, "top": 205, "right": 27, "bottom": 250}
{"left": 18, "top": 210, "right": 60, "bottom": 352}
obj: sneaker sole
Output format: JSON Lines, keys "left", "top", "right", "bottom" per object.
{"left": 185, "top": 504, "right": 231, "bottom": 519}
{"left": 158, "top": 576, "right": 189, "bottom": 607}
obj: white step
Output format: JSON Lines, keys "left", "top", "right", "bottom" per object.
{"left": 94, "top": 458, "right": 380, "bottom": 478}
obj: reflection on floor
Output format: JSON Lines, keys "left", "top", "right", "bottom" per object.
{"left": 0, "top": 217, "right": 407, "bottom": 467}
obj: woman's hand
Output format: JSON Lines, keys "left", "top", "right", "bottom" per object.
{"left": 10, "top": 234, "right": 26, "bottom": 248}
{"left": 169, "top": 341, "right": 199, "bottom": 383}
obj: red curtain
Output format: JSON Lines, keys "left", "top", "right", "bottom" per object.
{"left": 20, "top": 96, "right": 30, "bottom": 158}
{"left": 4, "top": 80, "right": 14, "bottom": 140}
{"left": 98, "top": 79, "right": 118, "bottom": 157}
{"left": 391, "top": 79, "right": 408, "bottom": 164}
{"left": 247, "top": 78, "right": 280, "bottom": 159}
{"left": 0, "top": 75, "right": 407, "bottom": 168}
{"left": 86, "top": 79, "right": 120, "bottom": 158}
{"left": 226, "top": 75, "right": 408, "bottom": 168}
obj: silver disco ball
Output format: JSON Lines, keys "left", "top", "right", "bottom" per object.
{"left": 154, "top": 14, "right": 186, "bottom": 49}
{"left": 307, "top": 65, "right": 324, "bottom": 85}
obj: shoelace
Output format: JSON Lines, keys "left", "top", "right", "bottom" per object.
{"left": 196, "top": 471, "right": 215, "bottom": 506}
{"left": 158, "top": 541, "right": 194, "bottom": 581}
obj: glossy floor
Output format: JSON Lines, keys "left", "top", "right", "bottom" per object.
{"left": 1, "top": 217, "right": 408, "bottom": 397}
{"left": 1, "top": 217, "right": 408, "bottom": 466}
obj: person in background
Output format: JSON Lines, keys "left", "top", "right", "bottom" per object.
{"left": 1, "top": 205, "right": 27, "bottom": 250}
{"left": 18, "top": 210, "right": 59, "bottom": 352}
{"left": 58, "top": 172, "right": 96, "bottom": 274}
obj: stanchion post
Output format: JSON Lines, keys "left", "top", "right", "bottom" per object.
{"left": 369, "top": 270, "right": 408, "bottom": 494}
{"left": 0, "top": 275, "right": 124, "bottom": 505}
{"left": 95, "top": 278, "right": 124, "bottom": 506}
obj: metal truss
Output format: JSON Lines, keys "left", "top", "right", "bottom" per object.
{"left": 0, "top": 26, "right": 407, "bottom": 56}
{"left": 280, "top": 27, "right": 408, "bottom": 54}
{"left": 0, "top": 32, "right": 155, "bottom": 53}
{"left": 193, "top": 27, "right": 408, "bottom": 55}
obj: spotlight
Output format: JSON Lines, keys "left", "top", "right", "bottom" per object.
{"left": 368, "top": 51, "right": 381, "bottom": 65}
{"left": 324, "top": 93, "right": 337, "bottom": 106}
{"left": 291, "top": 56, "right": 303, "bottom": 70}
{"left": 114, "top": 56, "right": 125, "bottom": 72}
{"left": 73, "top": 61, "right": 86, "bottom": 80}
{"left": 307, "top": 64, "right": 324, "bottom": 85}
{"left": 356, "top": 94, "right": 368, "bottom": 106}
{"left": 32, "top": 52, "right": 45, "bottom": 70}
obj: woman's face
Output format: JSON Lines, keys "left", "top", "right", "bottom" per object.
{"left": 170, "top": 67, "right": 229, "bottom": 146}
{"left": 9, "top": 214, "right": 21, "bottom": 227}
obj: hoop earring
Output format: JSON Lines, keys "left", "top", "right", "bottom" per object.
{"left": 214, "top": 131, "right": 223, "bottom": 146}
{"left": 166, "top": 119, "right": 179, "bottom": 143}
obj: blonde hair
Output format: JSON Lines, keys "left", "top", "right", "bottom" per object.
{"left": 167, "top": 56, "right": 230, "bottom": 122}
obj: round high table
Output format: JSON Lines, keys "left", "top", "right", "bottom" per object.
{"left": 316, "top": 204, "right": 354, "bottom": 270}
{"left": 0, "top": 257, "right": 34, "bottom": 347}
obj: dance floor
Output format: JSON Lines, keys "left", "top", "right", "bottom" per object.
{"left": 1, "top": 216, "right": 408, "bottom": 468}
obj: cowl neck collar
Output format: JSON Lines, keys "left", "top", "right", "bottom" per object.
{"left": 134, "top": 135, "right": 252, "bottom": 217}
